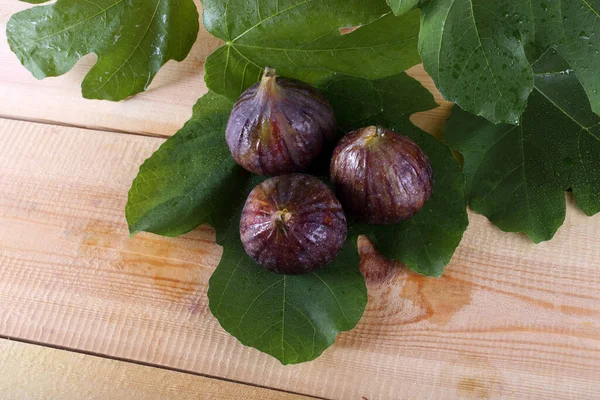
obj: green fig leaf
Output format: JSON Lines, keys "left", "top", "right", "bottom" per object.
{"left": 320, "top": 72, "right": 438, "bottom": 133}
{"left": 7, "top": 0, "right": 199, "bottom": 101}
{"left": 446, "top": 49, "right": 600, "bottom": 243}
{"left": 126, "top": 92, "right": 247, "bottom": 237}
{"left": 418, "top": 0, "right": 535, "bottom": 125}
{"left": 202, "top": 0, "right": 421, "bottom": 99}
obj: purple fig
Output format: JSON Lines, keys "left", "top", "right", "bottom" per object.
{"left": 226, "top": 67, "right": 336, "bottom": 176}
{"left": 330, "top": 126, "right": 433, "bottom": 224}
{"left": 240, "top": 174, "right": 347, "bottom": 274}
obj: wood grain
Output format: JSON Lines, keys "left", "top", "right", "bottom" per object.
{"left": 0, "top": 339, "right": 309, "bottom": 399}
{"left": 0, "top": 117, "right": 598, "bottom": 399}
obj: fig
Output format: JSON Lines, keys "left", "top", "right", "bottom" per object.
{"left": 330, "top": 126, "right": 433, "bottom": 224}
{"left": 226, "top": 67, "right": 336, "bottom": 176}
{"left": 240, "top": 174, "right": 347, "bottom": 274}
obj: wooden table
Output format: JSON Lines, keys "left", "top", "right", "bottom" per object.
{"left": 1, "top": 2, "right": 599, "bottom": 399}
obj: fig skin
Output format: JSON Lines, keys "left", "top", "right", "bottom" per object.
{"left": 240, "top": 174, "right": 347, "bottom": 274}
{"left": 226, "top": 67, "right": 336, "bottom": 176}
{"left": 330, "top": 126, "right": 433, "bottom": 224}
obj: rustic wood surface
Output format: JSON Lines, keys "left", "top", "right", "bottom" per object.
{"left": 0, "top": 339, "right": 309, "bottom": 399}
{"left": 0, "top": 1, "right": 599, "bottom": 399}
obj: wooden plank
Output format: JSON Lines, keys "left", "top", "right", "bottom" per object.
{"left": 0, "top": 339, "right": 309, "bottom": 399}
{"left": 0, "top": 0, "right": 447, "bottom": 138}
{"left": 0, "top": 117, "right": 598, "bottom": 399}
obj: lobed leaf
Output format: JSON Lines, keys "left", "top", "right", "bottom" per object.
{"left": 7, "top": 0, "right": 199, "bottom": 101}
{"left": 126, "top": 92, "right": 247, "bottom": 237}
{"left": 418, "top": 0, "right": 535, "bottom": 125}
{"left": 202, "top": 0, "right": 421, "bottom": 99}
{"left": 446, "top": 49, "right": 600, "bottom": 243}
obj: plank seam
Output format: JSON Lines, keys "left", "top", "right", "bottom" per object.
{"left": 0, "top": 334, "right": 327, "bottom": 400}
{"left": 0, "top": 113, "right": 172, "bottom": 140}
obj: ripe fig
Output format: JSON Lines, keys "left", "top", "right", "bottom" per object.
{"left": 226, "top": 67, "right": 336, "bottom": 176}
{"left": 330, "top": 126, "right": 433, "bottom": 224}
{"left": 240, "top": 174, "right": 347, "bottom": 274}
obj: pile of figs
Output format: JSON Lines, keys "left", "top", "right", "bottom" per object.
{"left": 226, "top": 67, "right": 433, "bottom": 274}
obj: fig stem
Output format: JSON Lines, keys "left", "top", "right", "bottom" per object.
{"left": 364, "top": 126, "right": 384, "bottom": 145}
{"left": 258, "top": 67, "right": 278, "bottom": 97}
{"left": 263, "top": 66, "right": 277, "bottom": 78}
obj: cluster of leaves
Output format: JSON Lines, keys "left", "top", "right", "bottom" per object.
{"left": 446, "top": 48, "right": 600, "bottom": 242}
{"left": 7, "top": 0, "right": 598, "bottom": 363}
{"left": 419, "top": 0, "right": 600, "bottom": 125}
{"left": 417, "top": 0, "right": 600, "bottom": 242}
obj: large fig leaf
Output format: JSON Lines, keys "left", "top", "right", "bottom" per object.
{"left": 208, "top": 179, "right": 367, "bottom": 365}
{"left": 446, "top": 49, "right": 600, "bottom": 243}
{"left": 126, "top": 92, "right": 247, "bottom": 237}
{"left": 202, "top": 0, "right": 421, "bottom": 99}
{"left": 418, "top": 0, "right": 535, "bottom": 125}
{"left": 321, "top": 73, "right": 468, "bottom": 276}
{"left": 7, "top": 0, "right": 199, "bottom": 101}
